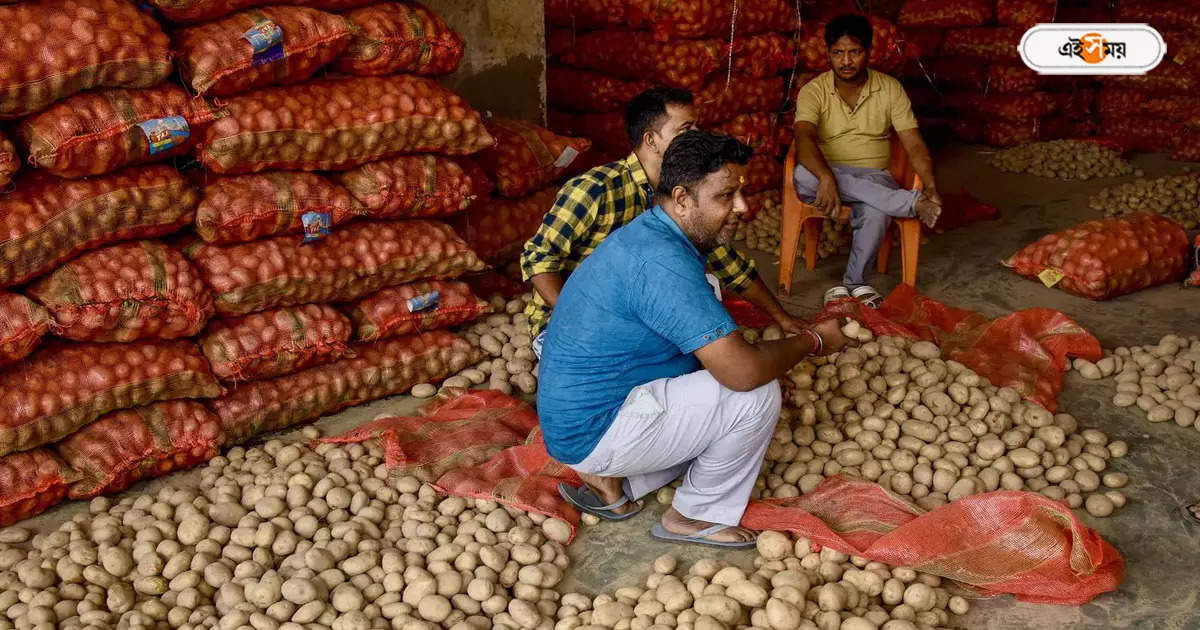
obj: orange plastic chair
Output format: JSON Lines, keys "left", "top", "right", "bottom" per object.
{"left": 779, "top": 133, "right": 922, "bottom": 295}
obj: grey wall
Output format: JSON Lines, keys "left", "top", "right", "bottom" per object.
{"left": 425, "top": 0, "right": 546, "bottom": 124}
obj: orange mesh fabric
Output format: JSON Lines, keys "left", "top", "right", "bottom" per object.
{"left": 816, "top": 284, "right": 1101, "bottom": 411}
{"left": 0, "top": 293, "right": 52, "bottom": 368}
{"left": 547, "top": 68, "right": 653, "bottom": 114}
{"left": 899, "top": 0, "right": 994, "bottom": 27}
{"left": 200, "top": 304, "right": 354, "bottom": 382}
{"left": 334, "top": 2, "right": 464, "bottom": 76}
{"left": 147, "top": 0, "right": 374, "bottom": 23}
{"left": 195, "top": 172, "right": 361, "bottom": 244}
{"left": 322, "top": 389, "right": 539, "bottom": 483}
{"left": 0, "top": 449, "right": 76, "bottom": 527}
{"left": 740, "top": 476, "right": 1123, "bottom": 605}
{"left": 348, "top": 280, "right": 490, "bottom": 342}
{"left": 476, "top": 117, "right": 592, "bottom": 199}
{"left": 450, "top": 189, "right": 559, "bottom": 264}
{"left": 334, "top": 155, "right": 492, "bottom": 220}
{"left": 558, "top": 32, "right": 722, "bottom": 91}
{"left": 0, "top": 130, "right": 17, "bottom": 188}
{"left": 55, "top": 401, "right": 223, "bottom": 499}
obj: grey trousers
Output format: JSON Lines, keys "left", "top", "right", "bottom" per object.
{"left": 571, "top": 370, "right": 782, "bottom": 526}
{"left": 792, "top": 164, "right": 920, "bottom": 290}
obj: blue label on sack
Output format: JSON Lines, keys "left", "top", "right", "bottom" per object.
{"left": 406, "top": 291, "right": 440, "bottom": 313}
{"left": 301, "top": 211, "right": 331, "bottom": 244}
{"left": 243, "top": 19, "right": 284, "bottom": 67}
{"left": 137, "top": 116, "right": 190, "bottom": 155}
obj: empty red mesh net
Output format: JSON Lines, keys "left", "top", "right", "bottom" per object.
{"left": 0, "top": 293, "right": 52, "bottom": 368}
{"left": 347, "top": 280, "right": 490, "bottom": 342}
{"left": 476, "top": 117, "right": 592, "bottom": 199}
{"left": 0, "top": 340, "right": 222, "bottom": 457}
{"left": 334, "top": 1, "right": 464, "bottom": 76}
{"left": 200, "top": 304, "right": 353, "bottom": 382}
{"left": 55, "top": 400, "right": 223, "bottom": 499}
{"left": 0, "top": 449, "right": 76, "bottom": 527}
{"left": 334, "top": 155, "right": 492, "bottom": 220}
{"left": 28, "top": 240, "right": 215, "bottom": 342}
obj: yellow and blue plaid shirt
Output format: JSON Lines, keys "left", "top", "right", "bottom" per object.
{"left": 520, "top": 152, "right": 756, "bottom": 336}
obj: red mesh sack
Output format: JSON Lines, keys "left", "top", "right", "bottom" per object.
{"left": 559, "top": 32, "right": 722, "bottom": 91}
{"left": 200, "top": 304, "right": 352, "bottom": 382}
{"left": 0, "top": 166, "right": 198, "bottom": 288}
{"left": 55, "top": 401, "right": 222, "bottom": 499}
{"left": 1102, "top": 117, "right": 1184, "bottom": 152}
{"left": 982, "top": 120, "right": 1043, "bottom": 146}
{"left": 931, "top": 191, "right": 1000, "bottom": 232}
{"left": 0, "top": 131, "right": 16, "bottom": 188}
{"left": 696, "top": 75, "right": 786, "bottom": 126}
{"left": 348, "top": 280, "right": 490, "bottom": 342}
{"left": 547, "top": 67, "right": 652, "bottom": 114}
{"left": 739, "top": 0, "right": 799, "bottom": 34}
{"left": 334, "top": 2, "right": 464, "bottom": 76}
{"left": 930, "top": 61, "right": 1044, "bottom": 93}
{"left": 1051, "top": 89, "right": 1097, "bottom": 120}
{"left": 546, "top": 29, "right": 576, "bottom": 59}
{"left": 1172, "top": 131, "right": 1200, "bottom": 162}
{"left": 175, "top": 7, "right": 352, "bottom": 97}
{"left": 547, "top": 110, "right": 629, "bottom": 157}
{"left": 946, "top": 92, "right": 1057, "bottom": 122}
{"left": 0, "top": 293, "right": 52, "bottom": 368}
{"left": 0, "top": 449, "right": 76, "bottom": 527}
{"left": 1101, "top": 64, "right": 1200, "bottom": 96}
{"left": 997, "top": 0, "right": 1056, "bottom": 28}
{"left": 1004, "top": 214, "right": 1190, "bottom": 300}
{"left": 28, "top": 240, "right": 215, "bottom": 342}
{"left": 334, "top": 155, "right": 492, "bottom": 220}
{"left": 1118, "top": 0, "right": 1200, "bottom": 31}
{"left": 0, "top": 340, "right": 221, "bottom": 456}
{"left": 16, "top": 86, "right": 224, "bottom": 179}
{"left": 187, "top": 219, "right": 485, "bottom": 315}
{"left": 476, "top": 117, "right": 592, "bottom": 199}
{"left": 322, "top": 388, "right": 539, "bottom": 483}
{"left": 195, "top": 172, "right": 360, "bottom": 244}
{"left": 898, "top": 0, "right": 994, "bottom": 27}
{"left": 199, "top": 75, "right": 495, "bottom": 174}
{"left": 1096, "top": 91, "right": 1200, "bottom": 121}
{"left": 209, "top": 330, "right": 480, "bottom": 444}
{"left": 740, "top": 477, "right": 1122, "bottom": 605}
{"left": 729, "top": 33, "right": 795, "bottom": 79}
{"left": 714, "top": 113, "right": 783, "bottom": 157}
{"left": 899, "top": 28, "right": 944, "bottom": 57}
{"left": 742, "top": 154, "right": 783, "bottom": 195}
{"left": 451, "top": 188, "right": 558, "bottom": 264}
{"left": 943, "top": 28, "right": 1023, "bottom": 62}
{"left": 544, "top": 0, "right": 628, "bottom": 30}
{"left": 147, "top": 0, "right": 375, "bottom": 23}
{"left": 0, "top": 0, "right": 172, "bottom": 119}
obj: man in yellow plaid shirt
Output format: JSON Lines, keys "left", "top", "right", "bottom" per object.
{"left": 521, "top": 88, "right": 805, "bottom": 352}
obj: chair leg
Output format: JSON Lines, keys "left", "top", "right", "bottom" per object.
{"left": 877, "top": 230, "right": 893, "bottom": 274}
{"left": 779, "top": 203, "right": 804, "bottom": 295}
{"left": 900, "top": 219, "right": 921, "bottom": 286}
{"left": 803, "top": 218, "right": 820, "bottom": 271}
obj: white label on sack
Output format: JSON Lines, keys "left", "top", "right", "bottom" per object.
{"left": 553, "top": 146, "right": 580, "bottom": 168}
{"left": 1019, "top": 23, "right": 1164, "bottom": 75}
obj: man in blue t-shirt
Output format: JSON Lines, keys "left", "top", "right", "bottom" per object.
{"left": 539, "top": 131, "right": 848, "bottom": 547}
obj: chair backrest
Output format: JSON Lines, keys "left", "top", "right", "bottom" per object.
{"left": 784, "top": 131, "right": 922, "bottom": 190}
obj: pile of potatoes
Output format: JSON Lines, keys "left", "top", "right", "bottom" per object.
{"left": 1073, "top": 334, "right": 1200, "bottom": 432}
{"left": 412, "top": 293, "right": 539, "bottom": 398}
{"left": 735, "top": 204, "right": 852, "bottom": 260}
{"left": 553, "top": 531, "right": 968, "bottom": 630}
{"left": 752, "top": 322, "right": 1131, "bottom": 518}
{"left": 1088, "top": 168, "right": 1199, "bottom": 230}
{"left": 0, "top": 430, "right": 577, "bottom": 630}
{"left": 989, "top": 140, "right": 1135, "bottom": 180}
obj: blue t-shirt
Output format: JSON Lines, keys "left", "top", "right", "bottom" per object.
{"left": 537, "top": 206, "right": 738, "bottom": 464}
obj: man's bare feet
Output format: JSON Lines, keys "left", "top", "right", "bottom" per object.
{"left": 914, "top": 194, "right": 942, "bottom": 229}
{"left": 660, "top": 506, "right": 756, "bottom": 543}
{"left": 576, "top": 472, "right": 640, "bottom": 515}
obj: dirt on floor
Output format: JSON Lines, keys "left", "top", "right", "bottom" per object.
{"left": 16, "top": 143, "right": 1200, "bottom": 630}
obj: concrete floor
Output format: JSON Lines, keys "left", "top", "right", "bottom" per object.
{"left": 15, "top": 143, "right": 1200, "bottom": 630}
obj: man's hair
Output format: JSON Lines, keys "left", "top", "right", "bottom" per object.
{"left": 825, "top": 13, "right": 873, "bottom": 49}
{"left": 657, "top": 131, "right": 752, "bottom": 197}
{"left": 625, "top": 87, "right": 694, "bottom": 148}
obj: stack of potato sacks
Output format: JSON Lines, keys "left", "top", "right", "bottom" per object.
{"left": 0, "top": 0, "right": 505, "bottom": 526}
{"left": 895, "top": 0, "right": 1200, "bottom": 157}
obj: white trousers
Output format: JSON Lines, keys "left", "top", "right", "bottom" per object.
{"left": 570, "top": 370, "right": 782, "bottom": 526}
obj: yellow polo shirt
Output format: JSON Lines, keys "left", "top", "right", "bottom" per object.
{"left": 793, "top": 69, "right": 918, "bottom": 170}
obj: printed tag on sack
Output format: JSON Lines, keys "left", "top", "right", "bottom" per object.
{"left": 243, "top": 19, "right": 285, "bottom": 67}
{"left": 553, "top": 146, "right": 580, "bottom": 169}
{"left": 1038, "top": 267, "right": 1065, "bottom": 288}
{"left": 137, "top": 116, "right": 190, "bottom": 155}
{"left": 301, "top": 211, "right": 331, "bottom": 244}
{"left": 406, "top": 291, "right": 441, "bottom": 313}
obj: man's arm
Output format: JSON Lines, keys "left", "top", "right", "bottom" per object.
{"left": 707, "top": 247, "right": 806, "bottom": 334}
{"left": 793, "top": 121, "right": 841, "bottom": 216}
{"left": 519, "top": 181, "right": 601, "bottom": 308}
{"left": 897, "top": 127, "right": 939, "bottom": 204}
{"left": 694, "top": 318, "right": 847, "bottom": 392}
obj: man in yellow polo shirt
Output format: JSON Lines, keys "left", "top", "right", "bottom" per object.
{"left": 792, "top": 13, "right": 942, "bottom": 308}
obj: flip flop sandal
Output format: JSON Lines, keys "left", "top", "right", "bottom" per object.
{"left": 1181, "top": 501, "right": 1200, "bottom": 525}
{"left": 650, "top": 522, "right": 758, "bottom": 548}
{"left": 558, "top": 482, "right": 643, "bottom": 521}
{"left": 851, "top": 286, "right": 885, "bottom": 309}
{"left": 823, "top": 286, "right": 850, "bottom": 306}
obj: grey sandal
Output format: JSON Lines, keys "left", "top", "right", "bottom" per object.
{"left": 650, "top": 522, "right": 758, "bottom": 548}
{"left": 1182, "top": 501, "right": 1200, "bottom": 525}
{"left": 557, "top": 482, "right": 643, "bottom": 521}
{"left": 851, "top": 285, "right": 885, "bottom": 309}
